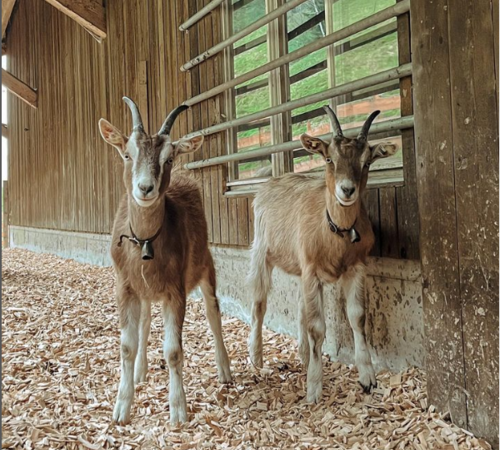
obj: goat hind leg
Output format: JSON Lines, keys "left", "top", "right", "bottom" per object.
{"left": 200, "top": 261, "right": 232, "bottom": 383}
{"left": 342, "top": 264, "right": 376, "bottom": 393}
{"left": 163, "top": 298, "right": 188, "bottom": 424}
{"left": 134, "top": 300, "right": 151, "bottom": 383}
{"left": 247, "top": 258, "right": 273, "bottom": 368}
{"left": 113, "top": 288, "right": 141, "bottom": 425}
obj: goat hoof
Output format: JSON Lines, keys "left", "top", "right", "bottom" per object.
{"left": 306, "top": 383, "right": 323, "bottom": 403}
{"left": 113, "top": 399, "right": 132, "bottom": 425}
{"left": 359, "top": 380, "right": 377, "bottom": 394}
{"left": 170, "top": 406, "right": 188, "bottom": 424}
{"left": 218, "top": 367, "right": 232, "bottom": 384}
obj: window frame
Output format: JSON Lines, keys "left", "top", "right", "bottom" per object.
{"left": 220, "top": 0, "right": 411, "bottom": 196}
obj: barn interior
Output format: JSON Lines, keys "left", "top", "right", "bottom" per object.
{"left": 1, "top": 0, "right": 498, "bottom": 448}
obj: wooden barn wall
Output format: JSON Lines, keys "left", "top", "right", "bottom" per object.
{"left": 7, "top": 0, "right": 419, "bottom": 260}
{"left": 411, "top": 0, "right": 498, "bottom": 445}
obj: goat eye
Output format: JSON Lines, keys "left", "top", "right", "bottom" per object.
{"left": 325, "top": 157, "right": 332, "bottom": 164}
{"left": 124, "top": 154, "right": 130, "bottom": 160}
{"left": 364, "top": 161, "right": 371, "bottom": 168}
{"left": 166, "top": 157, "right": 174, "bottom": 165}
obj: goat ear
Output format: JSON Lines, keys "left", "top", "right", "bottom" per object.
{"left": 370, "top": 142, "right": 398, "bottom": 162}
{"left": 99, "top": 119, "right": 127, "bottom": 152}
{"left": 300, "top": 133, "right": 329, "bottom": 159}
{"left": 175, "top": 134, "right": 204, "bottom": 154}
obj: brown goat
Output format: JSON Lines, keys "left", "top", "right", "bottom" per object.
{"left": 247, "top": 106, "right": 397, "bottom": 403}
{"left": 98, "top": 98, "right": 231, "bottom": 425}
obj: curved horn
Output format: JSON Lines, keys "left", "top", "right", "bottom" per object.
{"left": 358, "top": 110, "right": 380, "bottom": 141}
{"left": 123, "top": 97, "right": 145, "bottom": 133}
{"left": 158, "top": 104, "right": 189, "bottom": 136}
{"left": 323, "top": 106, "right": 343, "bottom": 138}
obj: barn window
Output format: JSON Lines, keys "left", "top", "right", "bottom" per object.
{"left": 184, "top": 0, "right": 413, "bottom": 196}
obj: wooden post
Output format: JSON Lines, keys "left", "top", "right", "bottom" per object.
{"left": 3, "top": 180, "right": 9, "bottom": 248}
{"left": 411, "top": 0, "right": 499, "bottom": 446}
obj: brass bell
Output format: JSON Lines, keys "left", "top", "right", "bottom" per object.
{"left": 349, "top": 228, "right": 361, "bottom": 243}
{"left": 141, "top": 240, "right": 154, "bottom": 260}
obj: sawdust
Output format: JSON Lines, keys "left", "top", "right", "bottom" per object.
{"left": 1, "top": 248, "right": 492, "bottom": 449}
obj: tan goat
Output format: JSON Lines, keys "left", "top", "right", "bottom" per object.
{"left": 98, "top": 98, "right": 231, "bottom": 425}
{"left": 247, "top": 107, "right": 397, "bottom": 403}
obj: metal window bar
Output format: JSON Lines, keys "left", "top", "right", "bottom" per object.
{"left": 234, "top": 10, "right": 325, "bottom": 56}
{"left": 235, "top": 20, "right": 396, "bottom": 97}
{"left": 179, "top": 0, "right": 226, "bottom": 31}
{"left": 183, "top": 115, "right": 414, "bottom": 170}
{"left": 237, "top": 77, "right": 401, "bottom": 133}
{"left": 181, "top": 0, "right": 309, "bottom": 72}
{"left": 184, "top": 63, "right": 411, "bottom": 139}
{"left": 183, "top": 0, "right": 409, "bottom": 107}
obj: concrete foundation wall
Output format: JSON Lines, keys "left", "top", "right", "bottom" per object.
{"left": 9, "top": 226, "right": 424, "bottom": 371}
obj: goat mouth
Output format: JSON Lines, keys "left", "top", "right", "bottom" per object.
{"left": 134, "top": 196, "right": 158, "bottom": 207}
{"left": 335, "top": 194, "right": 357, "bottom": 207}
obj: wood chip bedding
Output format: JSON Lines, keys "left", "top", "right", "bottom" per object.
{"left": 2, "top": 249, "right": 492, "bottom": 449}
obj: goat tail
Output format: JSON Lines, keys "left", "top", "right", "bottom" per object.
{"left": 246, "top": 210, "right": 272, "bottom": 301}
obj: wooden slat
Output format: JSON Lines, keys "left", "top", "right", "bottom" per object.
{"left": 410, "top": 0, "right": 468, "bottom": 431}
{"left": 43, "top": 0, "right": 106, "bottom": 39}
{"left": 395, "top": 5, "right": 419, "bottom": 260}
{"left": 364, "top": 189, "right": 381, "bottom": 257}
{"left": 378, "top": 188, "right": 399, "bottom": 258}
{"left": 448, "top": 0, "right": 498, "bottom": 446}
{"left": 2, "top": 69, "right": 37, "bottom": 108}
{"left": 2, "top": 0, "right": 16, "bottom": 38}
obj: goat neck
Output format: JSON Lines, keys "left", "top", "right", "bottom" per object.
{"left": 128, "top": 195, "right": 166, "bottom": 239}
{"left": 325, "top": 187, "right": 360, "bottom": 230}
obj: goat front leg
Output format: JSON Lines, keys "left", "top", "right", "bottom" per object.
{"left": 200, "top": 261, "right": 232, "bottom": 383}
{"left": 297, "top": 290, "right": 310, "bottom": 369}
{"left": 134, "top": 300, "right": 151, "bottom": 384}
{"left": 341, "top": 264, "right": 376, "bottom": 393}
{"left": 113, "top": 286, "right": 141, "bottom": 424}
{"left": 303, "top": 272, "right": 326, "bottom": 403}
{"left": 163, "top": 296, "right": 187, "bottom": 424}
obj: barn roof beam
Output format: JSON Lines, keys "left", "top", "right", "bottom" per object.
{"left": 2, "top": 0, "right": 16, "bottom": 38}
{"left": 2, "top": 69, "right": 38, "bottom": 109}
{"left": 43, "top": 0, "right": 106, "bottom": 40}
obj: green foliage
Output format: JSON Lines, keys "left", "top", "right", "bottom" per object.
{"left": 231, "top": 0, "right": 400, "bottom": 157}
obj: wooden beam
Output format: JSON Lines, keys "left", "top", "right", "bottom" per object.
{"left": 2, "top": 124, "right": 8, "bottom": 139}
{"left": 43, "top": 0, "right": 106, "bottom": 39}
{"left": 2, "top": 0, "right": 16, "bottom": 38}
{"left": 2, "top": 69, "right": 38, "bottom": 109}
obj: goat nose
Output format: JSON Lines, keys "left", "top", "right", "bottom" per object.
{"left": 341, "top": 186, "right": 355, "bottom": 197}
{"left": 139, "top": 184, "right": 154, "bottom": 195}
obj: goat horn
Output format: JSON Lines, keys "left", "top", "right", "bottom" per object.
{"left": 323, "top": 106, "right": 343, "bottom": 138}
{"left": 358, "top": 110, "right": 380, "bottom": 141}
{"left": 158, "top": 104, "right": 189, "bottom": 136}
{"left": 123, "top": 97, "right": 145, "bottom": 133}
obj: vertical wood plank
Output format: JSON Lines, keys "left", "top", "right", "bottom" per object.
{"left": 378, "top": 187, "right": 399, "bottom": 258}
{"left": 411, "top": 0, "right": 468, "bottom": 430}
{"left": 364, "top": 189, "right": 381, "bottom": 257}
{"left": 395, "top": 4, "right": 419, "bottom": 260}
{"left": 448, "top": 0, "right": 499, "bottom": 445}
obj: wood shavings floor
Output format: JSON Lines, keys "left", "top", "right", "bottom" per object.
{"left": 2, "top": 248, "right": 492, "bottom": 450}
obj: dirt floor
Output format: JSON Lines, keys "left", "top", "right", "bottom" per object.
{"left": 2, "top": 248, "right": 492, "bottom": 450}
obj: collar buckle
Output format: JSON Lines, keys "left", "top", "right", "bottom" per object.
{"left": 326, "top": 210, "right": 360, "bottom": 243}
